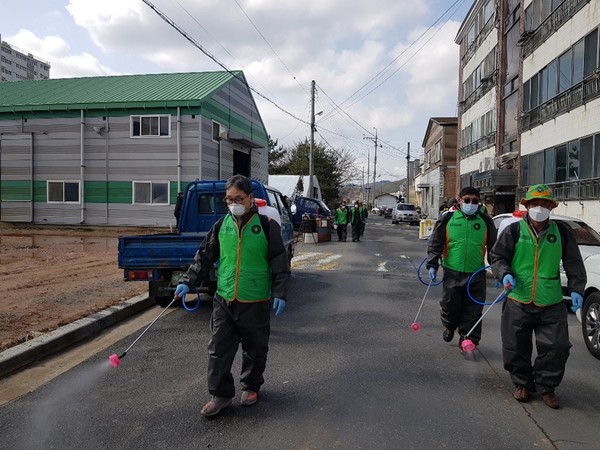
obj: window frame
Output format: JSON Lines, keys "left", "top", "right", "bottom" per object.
{"left": 47, "top": 180, "right": 80, "bottom": 204}
{"left": 132, "top": 181, "right": 170, "bottom": 205}
{"left": 130, "top": 115, "right": 171, "bottom": 138}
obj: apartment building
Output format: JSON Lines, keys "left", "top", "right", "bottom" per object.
{"left": 520, "top": 0, "right": 600, "bottom": 228}
{"left": 0, "top": 35, "right": 50, "bottom": 82}
{"left": 455, "top": 0, "right": 518, "bottom": 216}
{"left": 455, "top": 0, "right": 600, "bottom": 228}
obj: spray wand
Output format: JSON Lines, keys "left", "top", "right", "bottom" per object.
{"left": 108, "top": 282, "right": 203, "bottom": 367}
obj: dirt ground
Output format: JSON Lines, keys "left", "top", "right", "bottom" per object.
{"left": 0, "top": 223, "right": 169, "bottom": 353}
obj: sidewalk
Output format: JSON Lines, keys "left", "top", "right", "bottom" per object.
{"left": 0, "top": 293, "right": 153, "bottom": 378}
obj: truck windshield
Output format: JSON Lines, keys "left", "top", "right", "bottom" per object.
{"left": 396, "top": 204, "right": 415, "bottom": 211}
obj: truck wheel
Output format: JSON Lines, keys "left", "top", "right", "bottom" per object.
{"left": 581, "top": 291, "right": 600, "bottom": 360}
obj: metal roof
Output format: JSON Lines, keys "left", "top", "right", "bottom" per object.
{"left": 0, "top": 71, "right": 241, "bottom": 113}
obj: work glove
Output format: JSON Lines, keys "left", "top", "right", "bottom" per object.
{"left": 174, "top": 283, "right": 190, "bottom": 300}
{"left": 571, "top": 292, "right": 583, "bottom": 312}
{"left": 273, "top": 298, "right": 286, "bottom": 316}
{"left": 502, "top": 274, "right": 516, "bottom": 290}
{"left": 428, "top": 267, "right": 437, "bottom": 282}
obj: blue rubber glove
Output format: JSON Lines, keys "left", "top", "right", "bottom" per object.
{"left": 428, "top": 267, "right": 437, "bottom": 282}
{"left": 502, "top": 274, "right": 516, "bottom": 290}
{"left": 174, "top": 283, "right": 190, "bottom": 300}
{"left": 571, "top": 292, "right": 583, "bottom": 312}
{"left": 273, "top": 298, "right": 286, "bottom": 316}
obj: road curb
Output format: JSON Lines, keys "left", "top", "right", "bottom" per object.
{"left": 0, "top": 294, "right": 152, "bottom": 378}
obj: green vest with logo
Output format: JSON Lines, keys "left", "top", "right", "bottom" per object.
{"left": 509, "top": 220, "right": 563, "bottom": 306}
{"left": 217, "top": 214, "right": 271, "bottom": 302}
{"left": 335, "top": 208, "right": 348, "bottom": 225}
{"left": 443, "top": 212, "right": 488, "bottom": 273}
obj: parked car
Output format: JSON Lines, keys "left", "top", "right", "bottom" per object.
{"left": 577, "top": 254, "right": 600, "bottom": 359}
{"left": 493, "top": 212, "right": 600, "bottom": 359}
{"left": 391, "top": 203, "right": 420, "bottom": 225}
{"left": 291, "top": 196, "right": 332, "bottom": 229}
{"left": 383, "top": 206, "right": 393, "bottom": 219}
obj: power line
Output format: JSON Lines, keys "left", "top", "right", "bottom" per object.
{"left": 141, "top": 0, "right": 309, "bottom": 126}
{"left": 322, "top": 0, "right": 467, "bottom": 121}
{"left": 233, "top": 0, "right": 308, "bottom": 95}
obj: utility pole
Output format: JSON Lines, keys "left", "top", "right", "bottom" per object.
{"left": 372, "top": 127, "right": 378, "bottom": 202}
{"left": 307, "top": 80, "right": 316, "bottom": 198}
{"left": 406, "top": 142, "right": 411, "bottom": 202}
{"left": 364, "top": 127, "right": 380, "bottom": 207}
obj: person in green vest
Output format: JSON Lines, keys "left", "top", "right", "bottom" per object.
{"left": 491, "top": 184, "right": 585, "bottom": 409}
{"left": 426, "top": 187, "right": 497, "bottom": 349}
{"left": 358, "top": 200, "right": 369, "bottom": 238}
{"left": 334, "top": 200, "right": 350, "bottom": 242}
{"left": 175, "top": 175, "right": 290, "bottom": 418}
{"left": 350, "top": 200, "right": 364, "bottom": 242}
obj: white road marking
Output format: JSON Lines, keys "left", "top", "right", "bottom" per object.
{"left": 292, "top": 252, "right": 342, "bottom": 270}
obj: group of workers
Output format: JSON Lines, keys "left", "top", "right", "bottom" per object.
{"left": 334, "top": 199, "right": 368, "bottom": 242}
{"left": 427, "top": 184, "right": 585, "bottom": 410}
{"left": 172, "top": 174, "right": 583, "bottom": 418}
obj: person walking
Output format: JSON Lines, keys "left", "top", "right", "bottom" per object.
{"left": 491, "top": 184, "right": 585, "bottom": 409}
{"left": 426, "top": 187, "right": 497, "bottom": 349}
{"left": 358, "top": 200, "right": 368, "bottom": 237}
{"left": 174, "top": 191, "right": 184, "bottom": 230}
{"left": 334, "top": 201, "right": 350, "bottom": 242}
{"left": 350, "top": 200, "right": 363, "bottom": 242}
{"left": 174, "top": 175, "right": 290, "bottom": 418}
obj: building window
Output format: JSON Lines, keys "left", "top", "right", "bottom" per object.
{"left": 133, "top": 181, "right": 169, "bottom": 204}
{"left": 558, "top": 50, "right": 572, "bottom": 94}
{"left": 47, "top": 181, "right": 80, "bottom": 203}
{"left": 580, "top": 137, "right": 593, "bottom": 179}
{"left": 544, "top": 148, "right": 554, "bottom": 183}
{"left": 555, "top": 145, "right": 567, "bottom": 182}
{"left": 434, "top": 140, "right": 442, "bottom": 162}
{"left": 131, "top": 115, "right": 170, "bottom": 137}
{"left": 212, "top": 122, "right": 222, "bottom": 141}
{"left": 584, "top": 29, "right": 598, "bottom": 77}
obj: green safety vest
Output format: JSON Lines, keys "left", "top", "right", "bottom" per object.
{"left": 509, "top": 220, "right": 563, "bottom": 306}
{"left": 443, "top": 212, "right": 488, "bottom": 273}
{"left": 335, "top": 208, "right": 348, "bottom": 225}
{"left": 217, "top": 214, "right": 271, "bottom": 302}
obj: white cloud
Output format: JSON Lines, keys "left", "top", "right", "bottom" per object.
{"left": 1, "top": 0, "right": 471, "bottom": 181}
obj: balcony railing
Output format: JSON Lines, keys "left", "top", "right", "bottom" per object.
{"left": 517, "top": 178, "right": 600, "bottom": 202}
{"left": 459, "top": 132, "right": 496, "bottom": 159}
{"left": 520, "top": 75, "right": 600, "bottom": 131}
{"left": 523, "top": 0, "right": 590, "bottom": 57}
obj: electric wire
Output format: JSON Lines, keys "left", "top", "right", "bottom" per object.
{"left": 141, "top": 0, "right": 309, "bottom": 126}
{"left": 233, "top": 0, "right": 308, "bottom": 95}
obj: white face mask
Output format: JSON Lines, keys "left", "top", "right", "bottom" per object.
{"left": 461, "top": 203, "right": 479, "bottom": 216}
{"left": 228, "top": 203, "right": 246, "bottom": 216}
{"left": 528, "top": 205, "right": 551, "bottom": 222}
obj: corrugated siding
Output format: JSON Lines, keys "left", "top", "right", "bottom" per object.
{"left": 0, "top": 72, "right": 271, "bottom": 226}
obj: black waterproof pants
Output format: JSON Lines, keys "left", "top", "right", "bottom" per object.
{"left": 440, "top": 267, "right": 485, "bottom": 344}
{"left": 351, "top": 223, "right": 361, "bottom": 241}
{"left": 207, "top": 296, "right": 271, "bottom": 398}
{"left": 337, "top": 223, "right": 347, "bottom": 241}
{"left": 501, "top": 299, "right": 571, "bottom": 393}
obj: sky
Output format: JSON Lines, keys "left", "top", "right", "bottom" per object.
{"left": 0, "top": 0, "right": 473, "bottom": 183}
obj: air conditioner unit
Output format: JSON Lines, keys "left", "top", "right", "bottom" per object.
{"left": 219, "top": 127, "right": 229, "bottom": 140}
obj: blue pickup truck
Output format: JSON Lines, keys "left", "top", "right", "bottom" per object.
{"left": 118, "top": 179, "right": 295, "bottom": 306}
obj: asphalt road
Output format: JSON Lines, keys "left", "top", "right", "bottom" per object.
{"left": 1, "top": 216, "right": 599, "bottom": 449}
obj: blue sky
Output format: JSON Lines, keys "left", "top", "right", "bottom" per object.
{"left": 1, "top": 0, "right": 474, "bottom": 182}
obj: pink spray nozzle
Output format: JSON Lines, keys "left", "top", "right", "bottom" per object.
{"left": 410, "top": 322, "right": 421, "bottom": 332}
{"left": 461, "top": 339, "right": 476, "bottom": 353}
{"left": 108, "top": 353, "right": 121, "bottom": 368}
